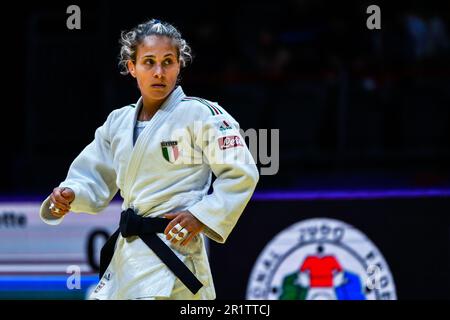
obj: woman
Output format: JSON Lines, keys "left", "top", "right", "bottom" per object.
{"left": 39, "top": 18, "right": 259, "bottom": 300}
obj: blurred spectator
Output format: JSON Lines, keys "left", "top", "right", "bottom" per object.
{"left": 404, "top": 11, "right": 430, "bottom": 60}
{"left": 404, "top": 10, "right": 449, "bottom": 60}
{"left": 427, "top": 14, "right": 449, "bottom": 55}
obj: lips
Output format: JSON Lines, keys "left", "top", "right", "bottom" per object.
{"left": 151, "top": 84, "right": 166, "bottom": 88}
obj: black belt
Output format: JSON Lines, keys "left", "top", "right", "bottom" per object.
{"left": 99, "top": 208, "right": 203, "bottom": 295}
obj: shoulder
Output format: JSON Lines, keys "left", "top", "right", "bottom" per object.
{"left": 105, "top": 103, "right": 136, "bottom": 123}
{"left": 179, "top": 96, "right": 241, "bottom": 133}
{"left": 113, "top": 103, "right": 137, "bottom": 115}
{"left": 179, "top": 96, "right": 233, "bottom": 119}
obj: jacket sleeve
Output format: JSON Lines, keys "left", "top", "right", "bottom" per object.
{"left": 40, "top": 111, "right": 119, "bottom": 225}
{"left": 188, "top": 107, "right": 259, "bottom": 243}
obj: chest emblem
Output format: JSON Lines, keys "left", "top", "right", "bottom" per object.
{"left": 161, "top": 140, "right": 180, "bottom": 163}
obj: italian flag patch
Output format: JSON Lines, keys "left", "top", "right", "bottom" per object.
{"left": 161, "top": 141, "right": 179, "bottom": 163}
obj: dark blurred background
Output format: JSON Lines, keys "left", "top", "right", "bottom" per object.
{"left": 0, "top": 0, "right": 449, "bottom": 300}
{"left": 1, "top": 0, "right": 449, "bottom": 194}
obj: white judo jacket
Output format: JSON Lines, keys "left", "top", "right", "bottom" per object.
{"left": 39, "top": 86, "right": 259, "bottom": 299}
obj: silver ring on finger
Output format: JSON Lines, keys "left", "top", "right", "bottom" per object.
{"left": 49, "top": 203, "right": 61, "bottom": 213}
{"left": 175, "top": 228, "right": 189, "bottom": 241}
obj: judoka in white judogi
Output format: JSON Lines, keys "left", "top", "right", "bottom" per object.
{"left": 40, "top": 86, "right": 259, "bottom": 299}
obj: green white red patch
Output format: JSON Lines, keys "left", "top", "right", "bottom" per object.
{"left": 161, "top": 141, "right": 179, "bottom": 162}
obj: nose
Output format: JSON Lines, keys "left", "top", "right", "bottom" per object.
{"left": 153, "top": 64, "right": 163, "bottom": 78}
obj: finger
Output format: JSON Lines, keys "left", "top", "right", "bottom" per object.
{"left": 170, "top": 235, "right": 179, "bottom": 244}
{"left": 52, "top": 212, "right": 67, "bottom": 218}
{"left": 167, "top": 223, "right": 188, "bottom": 243}
{"left": 51, "top": 201, "right": 70, "bottom": 211}
{"left": 164, "top": 216, "right": 182, "bottom": 236}
{"left": 164, "top": 212, "right": 179, "bottom": 220}
{"left": 167, "top": 223, "right": 185, "bottom": 241}
{"left": 163, "top": 212, "right": 181, "bottom": 236}
{"left": 50, "top": 194, "right": 70, "bottom": 211}
{"left": 53, "top": 201, "right": 70, "bottom": 211}
{"left": 50, "top": 205, "right": 68, "bottom": 217}
{"left": 165, "top": 224, "right": 179, "bottom": 240}
{"left": 51, "top": 210, "right": 67, "bottom": 218}
{"left": 180, "top": 230, "right": 197, "bottom": 246}
{"left": 49, "top": 200, "right": 69, "bottom": 214}
{"left": 170, "top": 228, "right": 189, "bottom": 245}
{"left": 54, "top": 187, "right": 70, "bottom": 202}
{"left": 61, "top": 188, "right": 74, "bottom": 202}
{"left": 53, "top": 189, "right": 70, "bottom": 206}
{"left": 167, "top": 226, "right": 182, "bottom": 242}
{"left": 178, "top": 217, "right": 201, "bottom": 236}
{"left": 54, "top": 193, "right": 70, "bottom": 206}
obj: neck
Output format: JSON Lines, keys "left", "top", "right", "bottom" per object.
{"left": 139, "top": 86, "right": 177, "bottom": 121}
{"left": 139, "top": 98, "right": 163, "bottom": 121}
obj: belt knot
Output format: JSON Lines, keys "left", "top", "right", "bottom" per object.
{"left": 119, "top": 208, "right": 142, "bottom": 237}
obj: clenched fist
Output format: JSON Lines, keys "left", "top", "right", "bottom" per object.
{"left": 49, "top": 187, "right": 75, "bottom": 218}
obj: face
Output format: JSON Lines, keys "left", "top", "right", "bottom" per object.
{"left": 127, "top": 35, "right": 180, "bottom": 106}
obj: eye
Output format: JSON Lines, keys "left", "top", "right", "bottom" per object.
{"left": 163, "top": 59, "right": 173, "bottom": 65}
{"left": 145, "top": 59, "right": 155, "bottom": 65}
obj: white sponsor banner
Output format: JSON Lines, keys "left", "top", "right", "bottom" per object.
{"left": 0, "top": 201, "right": 121, "bottom": 275}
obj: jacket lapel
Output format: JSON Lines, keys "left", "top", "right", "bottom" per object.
{"left": 123, "top": 86, "right": 186, "bottom": 206}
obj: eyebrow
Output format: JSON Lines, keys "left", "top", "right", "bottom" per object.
{"left": 142, "top": 53, "right": 175, "bottom": 58}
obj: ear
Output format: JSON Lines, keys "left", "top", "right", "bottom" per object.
{"left": 176, "top": 61, "right": 181, "bottom": 77}
{"left": 127, "top": 60, "right": 136, "bottom": 78}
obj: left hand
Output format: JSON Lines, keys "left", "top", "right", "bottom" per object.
{"left": 164, "top": 210, "right": 205, "bottom": 246}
